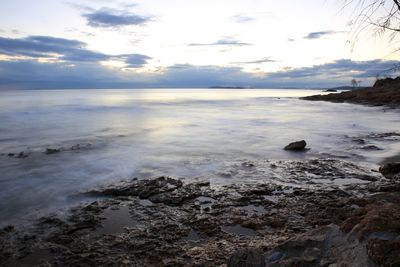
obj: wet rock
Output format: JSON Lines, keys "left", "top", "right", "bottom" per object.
{"left": 359, "top": 145, "right": 383, "bottom": 151}
{"left": 7, "top": 153, "right": 14, "bottom": 157}
{"left": 45, "top": 148, "right": 61, "bottom": 154}
{"left": 379, "top": 162, "right": 400, "bottom": 180}
{"left": 352, "top": 138, "right": 366, "bottom": 144}
{"left": 87, "top": 176, "right": 183, "bottom": 198}
{"left": 1, "top": 161, "right": 398, "bottom": 267}
{"left": 284, "top": 140, "right": 307, "bottom": 151}
{"left": 367, "top": 239, "right": 400, "bottom": 267}
{"left": 228, "top": 248, "right": 265, "bottom": 267}
{"left": 15, "top": 151, "right": 28, "bottom": 158}
{"left": 340, "top": 203, "right": 400, "bottom": 240}
{"left": 0, "top": 225, "right": 14, "bottom": 234}
{"left": 242, "top": 162, "right": 255, "bottom": 168}
{"left": 265, "top": 224, "right": 377, "bottom": 267}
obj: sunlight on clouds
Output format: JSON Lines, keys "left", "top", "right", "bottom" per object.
{"left": 0, "top": 0, "right": 399, "bottom": 88}
{"left": 100, "top": 60, "right": 127, "bottom": 68}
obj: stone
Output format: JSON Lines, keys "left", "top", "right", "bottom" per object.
{"left": 45, "top": 148, "right": 61, "bottom": 154}
{"left": 15, "top": 151, "right": 28, "bottom": 158}
{"left": 284, "top": 140, "right": 307, "bottom": 151}
{"left": 367, "top": 239, "right": 400, "bottom": 267}
{"left": 379, "top": 162, "right": 400, "bottom": 180}
{"left": 340, "top": 203, "right": 400, "bottom": 240}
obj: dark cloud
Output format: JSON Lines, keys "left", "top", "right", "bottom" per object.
{"left": 267, "top": 59, "right": 399, "bottom": 81}
{"left": 0, "top": 35, "right": 151, "bottom": 68}
{"left": 232, "top": 57, "right": 276, "bottom": 64}
{"left": 83, "top": 8, "right": 150, "bottom": 28}
{"left": 120, "top": 54, "right": 152, "bottom": 68}
{"left": 188, "top": 38, "right": 251, "bottom": 47}
{"left": 304, "top": 30, "right": 344, "bottom": 39}
{"left": 231, "top": 14, "right": 255, "bottom": 23}
{"left": 0, "top": 36, "right": 88, "bottom": 59}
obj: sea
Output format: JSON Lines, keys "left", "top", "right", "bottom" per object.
{"left": 0, "top": 88, "right": 399, "bottom": 226}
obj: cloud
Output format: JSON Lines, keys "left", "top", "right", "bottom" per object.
{"left": 267, "top": 59, "right": 400, "bottom": 82}
{"left": 287, "top": 38, "right": 296, "bottom": 42}
{"left": 0, "top": 35, "right": 151, "bottom": 67}
{"left": 232, "top": 57, "right": 276, "bottom": 64}
{"left": 1, "top": 57, "right": 398, "bottom": 89}
{"left": 188, "top": 38, "right": 251, "bottom": 47}
{"left": 231, "top": 14, "right": 255, "bottom": 23}
{"left": 83, "top": 8, "right": 150, "bottom": 28}
{"left": 0, "top": 36, "right": 90, "bottom": 59}
{"left": 120, "top": 54, "right": 152, "bottom": 68}
{"left": 304, "top": 30, "right": 344, "bottom": 39}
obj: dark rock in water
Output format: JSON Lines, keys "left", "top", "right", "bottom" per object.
{"left": 228, "top": 248, "right": 265, "bottom": 267}
{"left": 324, "top": 89, "right": 337, "bottom": 92}
{"left": 379, "top": 162, "right": 400, "bottom": 180}
{"left": 352, "top": 138, "right": 366, "bottom": 145}
{"left": 284, "top": 140, "right": 307, "bottom": 151}
{"left": 15, "top": 151, "right": 28, "bottom": 158}
{"left": 7, "top": 153, "right": 14, "bottom": 157}
{"left": 45, "top": 148, "right": 61, "bottom": 155}
{"left": 360, "top": 145, "right": 383, "bottom": 151}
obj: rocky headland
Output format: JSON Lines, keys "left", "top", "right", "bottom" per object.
{"left": 302, "top": 77, "right": 400, "bottom": 108}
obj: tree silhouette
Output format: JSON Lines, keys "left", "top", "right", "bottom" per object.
{"left": 351, "top": 79, "right": 358, "bottom": 87}
{"left": 347, "top": 0, "right": 400, "bottom": 40}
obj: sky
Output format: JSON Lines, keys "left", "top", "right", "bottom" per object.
{"left": 0, "top": 0, "right": 400, "bottom": 89}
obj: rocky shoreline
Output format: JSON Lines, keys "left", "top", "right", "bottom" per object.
{"left": 1, "top": 157, "right": 400, "bottom": 266}
{"left": 1, "top": 86, "right": 400, "bottom": 266}
{"left": 302, "top": 77, "right": 400, "bottom": 108}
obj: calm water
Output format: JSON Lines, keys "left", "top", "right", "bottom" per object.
{"left": 0, "top": 88, "right": 399, "bottom": 225}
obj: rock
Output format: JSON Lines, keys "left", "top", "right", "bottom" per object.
{"left": 284, "top": 140, "right": 307, "bottom": 151}
{"left": 265, "top": 224, "right": 376, "bottom": 267}
{"left": 373, "top": 77, "right": 400, "bottom": 88}
{"left": 45, "top": 148, "right": 61, "bottom": 154}
{"left": 15, "top": 151, "right": 28, "bottom": 158}
{"left": 340, "top": 203, "right": 400, "bottom": 240}
{"left": 87, "top": 176, "right": 183, "bottom": 198}
{"left": 379, "top": 162, "right": 400, "bottom": 180}
{"left": 324, "top": 89, "right": 337, "bottom": 92}
{"left": 0, "top": 225, "right": 14, "bottom": 234}
{"left": 367, "top": 239, "right": 400, "bottom": 267}
{"left": 359, "top": 145, "right": 383, "bottom": 151}
{"left": 228, "top": 248, "right": 265, "bottom": 267}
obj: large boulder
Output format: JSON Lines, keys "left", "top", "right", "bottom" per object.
{"left": 284, "top": 140, "right": 307, "bottom": 151}
{"left": 379, "top": 162, "right": 400, "bottom": 180}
